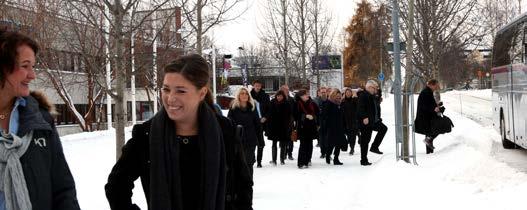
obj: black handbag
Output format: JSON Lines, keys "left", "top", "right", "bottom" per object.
{"left": 431, "top": 114, "right": 454, "bottom": 135}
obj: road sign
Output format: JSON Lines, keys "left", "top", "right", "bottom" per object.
{"left": 378, "top": 72, "right": 385, "bottom": 81}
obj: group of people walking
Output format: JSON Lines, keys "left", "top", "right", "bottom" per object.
{"left": 228, "top": 79, "right": 389, "bottom": 169}
{"left": 0, "top": 29, "right": 447, "bottom": 210}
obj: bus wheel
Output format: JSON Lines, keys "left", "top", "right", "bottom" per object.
{"left": 501, "top": 116, "right": 516, "bottom": 149}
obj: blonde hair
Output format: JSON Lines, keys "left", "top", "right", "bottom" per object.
{"left": 328, "top": 88, "right": 341, "bottom": 101}
{"left": 231, "top": 87, "right": 256, "bottom": 111}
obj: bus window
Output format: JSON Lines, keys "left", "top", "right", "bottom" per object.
{"left": 493, "top": 30, "right": 514, "bottom": 67}
{"left": 511, "top": 22, "right": 525, "bottom": 64}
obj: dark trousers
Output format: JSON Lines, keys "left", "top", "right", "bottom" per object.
{"left": 359, "top": 121, "right": 387, "bottom": 162}
{"left": 271, "top": 140, "right": 287, "bottom": 162}
{"left": 319, "top": 133, "right": 326, "bottom": 156}
{"left": 345, "top": 129, "right": 358, "bottom": 152}
{"left": 426, "top": 134, "right": 439, "bottom": 154}
{"left": 286, "top": 141, "right": 294, "bottom": 157}
{"left": 297, "top": 139, "right": 313, "bottom": 166}
{"left": 257, "top": 146, "right": 264, "bottom": 164}
{"left": 371, "top": 122, "right": 387, "bottom": 150}
{"left": 244, "top": 145, "right": 256, "bottom": 178}
{"left": 325, "top": 144, "right": 341, "bottom": 160}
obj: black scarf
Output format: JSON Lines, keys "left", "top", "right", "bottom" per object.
{"left": 149, "top": 102, "right": 226, "bottom": 210}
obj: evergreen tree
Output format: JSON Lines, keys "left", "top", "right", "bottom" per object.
{"left": 343, "top": 0, "right": 391, "bottom": 86}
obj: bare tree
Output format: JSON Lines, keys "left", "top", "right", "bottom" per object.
{"left": 178, "top": 0, "right": 247, "bottom": 53}
{"left": 287, "top": 0, "right": 311, "bottom": 87}
{"left": 238, "top": 43, "right": 274, "bottom": 80}
{"left": 64, "top": 0, "right": 174, "bottom": 159}
{"left": 397, "top": 0, "right": 482, "bottom": 82}
{"left": 479, "top": 0, "right": 519, "bottom": 47}
{"left": 259, "top": 0, "right": 292, "bottom": 86}
{"left": 309, "top": 0, "right": 334, "bottom": 89}
{"left": 1, "top": 0, "right": 107, "bottom": 131}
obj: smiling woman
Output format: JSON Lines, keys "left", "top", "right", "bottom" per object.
{"left": 105, "top": 54, "right": 254, "bottom": 210}
{"left": 0, "top": 29, "right": 80, "bottom": 210}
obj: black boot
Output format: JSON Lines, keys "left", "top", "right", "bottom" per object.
{"left": 257, "top": 162, "right": 262, "bottom": 168}
{"left": 325, "top": 154, "right": 331, "bottom": 164}
{"left": 360, "top": 160, "right": 372, "bottom": 166}
{"left": 370, "top": 148, "right": 383, "bottom": 155}
{"left": 334, "top": 158, "right": 343, "bottom": 165}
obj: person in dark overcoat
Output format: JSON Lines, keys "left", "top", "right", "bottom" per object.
{"left": 293, "top": 89, "right": 320, "bottom": 168}
{"left": 266, "top": 90, "right": 292, "bottom": 165}
{"left": 280, "top": 85, "right": 295, "bottom": 160}
{"left": 415, "top": 79, "right": 441, "bottom": 154}
{"left": 358, "top": 80, "right": 387, "bottom": 166}
{"left": 342, "top": 88, "right": 360, "bottom": 155}
{"left": 105, "top": 54, "right": 253, "bottom": 210}
{"left": 321, "top": 89, "right": 346, "bottom": 165}
{"left": 250, "top": 80, "right": 270, "bottom": 168}
{"left": 228, "top": 87, "right": 263, "bottom": 177}
{"left": 313, "top": 87, "right": 328, "bottom": 158}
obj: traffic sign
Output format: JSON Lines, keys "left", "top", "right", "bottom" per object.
{"left": 378, "top": 72, "right": 385, "bottom": 81}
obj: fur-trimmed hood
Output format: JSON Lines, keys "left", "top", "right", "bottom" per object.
{"left": 30, "top": 91, "right": 57, "bottom": 116}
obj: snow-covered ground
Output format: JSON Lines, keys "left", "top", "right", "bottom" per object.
{"left": 62, "top": 89, "right": 527, "bottom": 210}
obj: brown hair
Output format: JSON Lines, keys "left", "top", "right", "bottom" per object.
{"left": 274, "top": 90, "right": 286, "bottom": 99}
{"left": 427, "top": 79, "right": 439, "bottom": 86}
{"left": 297, "top": 89, "right": 308, "bottom": 97}
{"left": 164, "top": 54, "right": 213, "bottom": 107}
{"left": 0, "top": 30, "right": 39, "bottom": 87}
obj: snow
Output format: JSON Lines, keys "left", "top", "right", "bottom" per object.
{"left": 61, "top": 89, "right": 527, "bottom": 210}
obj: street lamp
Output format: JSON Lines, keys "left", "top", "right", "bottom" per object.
{"left": 177, "top": 27, "right": 190, "bottom": 55}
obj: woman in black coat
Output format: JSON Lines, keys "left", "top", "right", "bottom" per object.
{"left": 105, "top": 54, "right": 253, "bottom": 210}
{"left": 342, "top": 88, "right": 359, "bottom": 155}
{"left": 415, "top": 79, "right": 441, "bottom": 154}
{"left": 293, "top": 89, "right": 319, "bottom": 169}
{"left": 321, "top": 89, "right": 347, "bottom": 165}
{"left": 228, "top": 87, "right": 263, "bottom": 176}
{"left": 0, "top": 30, "right": 79, "bottom": 210}
{"left": 266, "top": 90, "right": 292, "bottom": 165}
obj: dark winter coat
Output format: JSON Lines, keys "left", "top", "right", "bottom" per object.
{"left": 293, "top": 99, "right": 320, "bottom": 140}
{"left": 19, "top": 92, "right": 80, "bottom": 210}
{"left": 266, "top": 99, "right": 292, "bottom": 142}
{"left": 228, "top": 104, "right": 264, "bottom": 147}
{"left": 357, "top": 91, "right": 378, "bottom": 129}
{"left": 250, "top": 89, "right": 270, "bottom": 117}
{"left": 321, "top": 101, "right": 347, "bottom": 148}
{"left": 104, "top": 106, "right": 253, "bottom": 210}
{"left": 342, "top": 96, "right": 359, "bottom": 132}
{"left": 415, "top": 86, "right": 439, "bottom": 135}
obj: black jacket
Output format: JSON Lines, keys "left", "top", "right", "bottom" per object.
{"left": 266, "top": 99, "right": 292, "bottom": 142}
{"left": 293, "top": 99, "right": 319, "bottom": 140}
{"left": 228, "top": 104, "right": 264, "bottom": 147}
{"left": 19, "top": 93, "right": 80, "bottom": 210}
{"left": 415, "top": 86, "right": 438, "bottom": 135}
{"left": 250, "top": 89, "right": 270, "bottom": 117}
{"left": 104, "top": 114, "right": 253, "bottom": 210}
{"left": 342, "top": 96, "right": 359, "bottom": 132}
{"left": 321, "top": 101, "right": 347, "bottom": 148}
{"left": 357, "top": 91, "right": 377, "bottom": 129}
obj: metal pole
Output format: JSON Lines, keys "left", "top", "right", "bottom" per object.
{"left": 105, "top": 4, "right": 112, "bottom": 129}
{"left": 152, "top": 10, "right": 158, "bottom": 114}
{"left": 392, "top": 0, "right": 403, "bottom": 152}
{"left": 212, "top": 45, "right": 217, "bottom": 103}
{"left": 131, "top": 14, "right": 136, "bottom": 125}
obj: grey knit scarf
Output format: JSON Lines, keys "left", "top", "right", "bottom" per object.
{"left": 0, "top": 131, "right": 33, "bottom": 210}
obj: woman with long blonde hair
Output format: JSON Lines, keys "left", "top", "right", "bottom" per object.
{"left": 228, "top": 87, "right": 263, "bottom": 176}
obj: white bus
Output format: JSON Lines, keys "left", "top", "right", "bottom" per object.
{"left": 492, "top": 14, "right": 527, "bottom": 149}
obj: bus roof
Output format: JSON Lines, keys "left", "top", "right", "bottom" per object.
{"left": 497, "top": 12, "right": 527, "bottom": 35}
